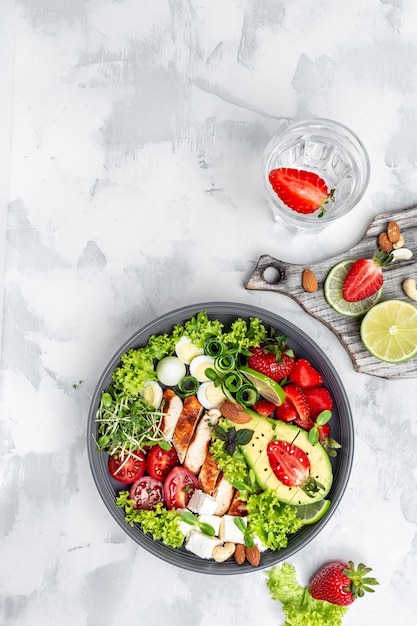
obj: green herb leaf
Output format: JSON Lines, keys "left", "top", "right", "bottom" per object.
{"left": 180, "top": 511, "right": 198, "bottom": 526}
{"left": 316, "top": 410, "right": 332, "bottom": 426}
{"left": 235, "top": 428, "right": 254, "bottom": 446}
{"left": 213, "top": 424, "right": 227, "bottom": 442}
{"left": 198, "top": 522, "right": 216, "bottom": 536}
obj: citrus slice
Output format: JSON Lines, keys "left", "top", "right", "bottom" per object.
{"left": 239, "top": 366, "right": 286, "bottom": 405}
{"left": 324, "top": 259, "right": 382, "bottom": 317}
{"left": 360, "top": 299, "right": 417, "bottom": 363}
{"left": 295, "top": 499, "right": 331, "bottom": 525}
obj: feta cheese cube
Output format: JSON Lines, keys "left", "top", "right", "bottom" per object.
{"left": 185, "top": 530, "right": 222, "bottom": 559}
{"left": 187, "top": 489, "right": 218, "bottom": 515}
{"left": 219, "top": 515, "right": 247, "bottom": 544}
{"left": 198, "top": 514, "right": 222, "bottom": 536}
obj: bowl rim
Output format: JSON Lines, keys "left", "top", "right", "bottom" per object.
{"left": 87, "top": 301, "right": 354, "bottom": 575}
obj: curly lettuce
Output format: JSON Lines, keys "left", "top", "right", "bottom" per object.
{"left": 116, "top": 492, "right": 184, "bottom": 548}
{"left": 266, "top": 563, "right": 348, "bottom": 626}
{"left": 221, "top": 317, "right": 268, "bottom": 350}
{"left": 246, "top": 489, "right": 304, "bottom": 550}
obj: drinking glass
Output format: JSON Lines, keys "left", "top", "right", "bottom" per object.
{"left": 262, "top": 118, "right": 370, "bottom": 234}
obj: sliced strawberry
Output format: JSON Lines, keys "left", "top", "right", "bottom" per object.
{"left": 267, "top": 440, "right": 310, "bottom": 487}
{"left": 247, "top": 342, "right": 295, "bottom": 383}
{"left": 289, "top": 358, "right": 323, "bottom": 388}
{"left": 283, "top": 383, "right": 310, "bottom": 421}
{"left": 342, "top": 251, "right": 391, "bottom": 302}
{"left": 268, "top": 168, "right": 334, "bottom": 217}
{"left": 275, "top": 399, "right": 298, "bottom": 423}
{"left": 304, "top": 386, "right": 334, "bottom": 420}
{"left": 252, "top": 399, "right": 276, "bottom": 417}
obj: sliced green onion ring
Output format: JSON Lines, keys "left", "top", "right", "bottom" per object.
{"left": 236, "top": 384, "right": 259, "bottom": 407}
{"left": 214, "top": 353, "right": 236, "bottom": 374}
{"left": 205, "top": 338, "right": 226, "bottom": 357}
{"left": 176, "top": 375, "right": 199, "bottom": 397}
{"left": 222, "top": 371, "right": 244, "bottom": 393}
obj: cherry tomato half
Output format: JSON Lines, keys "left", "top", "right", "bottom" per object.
{"left": 146, "top": 444, "right": 179, "bottom": 482}
{"left": 129, "top": 476, "right": 165, "bottom": 510}
{"left": 164, "top": 466, "right": 199, "bottom": 509}
{"left": 108, "top": 451, "right": 146, "bottom": 484}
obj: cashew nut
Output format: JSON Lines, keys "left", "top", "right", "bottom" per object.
{"left": 403, "top": 278, "right": 417, "bottom": 302}
{"left": 391, "top": 248, "right": 413, "bottom": 262}
{"left": 392, "top": 234, "right": 405, "bottom": 249}
{"left": 212, "top": 542, "right": 236, "bottom": 562}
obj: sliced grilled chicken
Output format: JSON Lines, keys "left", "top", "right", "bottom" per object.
{"left": 160, "top": 388, "right": 183, "bottom": 442}
{"left": 184, "top": 409, "right": 221, "bottom": 475}
{"left": 172, "top": 395, "right": 204, "bottom": 463}
{"left": 227, "top": 492, "right": 248, "bottom": 517}
{"left": 198, "top": 450, "right": 222, "bottom": 495}
{"left": 213, "top": 475, "right": 235, "bottom": 516}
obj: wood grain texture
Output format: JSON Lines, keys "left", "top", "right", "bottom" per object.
{"left": 246, "top": 205, "right": 417, "bottom": 379}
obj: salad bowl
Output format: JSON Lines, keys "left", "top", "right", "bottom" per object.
{"left": 87, "top": 302, "right": 354, "bottom": 574}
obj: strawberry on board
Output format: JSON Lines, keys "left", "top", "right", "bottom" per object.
{"left": 268, "top": 167, "right": 334, "bottom": 217}
{"left": 289, "top": 358, "right": 323, "bottom": 388}
{"left": 309, "top": 560, "right": 378, "bottom": 606}
{"left": 342, "top": 250, "right": 392, "bottom": 302}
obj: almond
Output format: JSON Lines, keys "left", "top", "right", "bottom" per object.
{"left": 234, "top": 543, "right": 246, "bottom": 565}
{"left": 245, "top": 544, "right": 261, "bottom": 567}
{"left": 302, "top": 268, "right": 318, "bottom": 293}
{"left": 387, "top": 220, "right": 401, "bottom": 243}
{"left": 377, "top": 232, "right": 393, "bottom": 253}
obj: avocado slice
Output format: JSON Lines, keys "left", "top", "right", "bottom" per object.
{"left": 233, "top": 409, "right": 333, "bottom": 506}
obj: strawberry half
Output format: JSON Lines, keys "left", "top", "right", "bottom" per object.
{"left": 342, "top": 251, "right": 392, "bottom": 302}
{"left": 268, "top": 168, "right": 334, "bottom": 217}
{"left": 280, "top": 383, "right": 310, "bottom": 421}
{"left": 289, "top": 358, "right": 323, "bottom": 388}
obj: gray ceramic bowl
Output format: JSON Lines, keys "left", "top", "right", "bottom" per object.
{"left": 87, "top": 302, "right": 354, "bottom": 574}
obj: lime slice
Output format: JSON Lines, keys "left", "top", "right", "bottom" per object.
{"left": 239, "top": 366, "right": 286, "bottom": 405}
{"left": 324, "top": 259, "right": 382, "bottom": 317}
{"left": 295, "top": 499, "right": 331, "bottom": 524}
{"left": 360, "top": 299, "right": 417, "bottom": 363}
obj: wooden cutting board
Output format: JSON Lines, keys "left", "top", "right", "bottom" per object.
{"left": 246, "top": 204, "right": 417, "bottom": 379}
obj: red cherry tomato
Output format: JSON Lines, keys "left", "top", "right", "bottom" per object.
{"left": 129, "top": 476, "right": 164, "bottom": 510}
{"left": 108, "top": 451, "right": 146, "bottom": 484}
{"left": 164, "top": 466, "right": 199, "bottom": 509}
{"left": 146, "top": 444, "right": 179, "bottom": 482}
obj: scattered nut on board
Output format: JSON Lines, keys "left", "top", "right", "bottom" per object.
{"left": 302, "top": 268, "right": 318, "bottom": 293}
{"left": 392, "top": 233, "right": 405, "bottom": 249}
{"left": 387, "top": 220, "right": 401, "bottom": 243}
{"left": 377, "top": 232, "right": 393, "bottom": 253}
{"left": 403, "top": 278, "right": 417, "bottom": 302}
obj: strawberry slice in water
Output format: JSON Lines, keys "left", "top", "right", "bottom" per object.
{"left": 268, "top": 168, "right": 334, "bottom": 217}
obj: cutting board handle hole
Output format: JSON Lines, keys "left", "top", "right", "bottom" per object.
{"left": 262, "top": 265, "right": 283, "bottom": 285}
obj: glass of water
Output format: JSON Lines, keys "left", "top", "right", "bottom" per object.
{"left": 262, "top": 118, "right": 370, "bottom": 234}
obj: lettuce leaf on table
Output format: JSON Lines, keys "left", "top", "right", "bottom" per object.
{"left": 266, "top": 563, "right": 348, "bottom": 626}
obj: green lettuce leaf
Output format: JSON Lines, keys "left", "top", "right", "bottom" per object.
{"left": 246, "top": 489, "right": 304, "bottom": 550}
{"left": 116, "top": 492, "right": 184, "bottom": 548}
{"left": 266, "top": 563, "right": 348, "bottom": 626}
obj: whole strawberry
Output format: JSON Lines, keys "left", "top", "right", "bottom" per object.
{"left": 309, "top": 560, "right": 378, "bottom": 606}
{"left": 247, "top": 336, "right": 295, "bottom": 383}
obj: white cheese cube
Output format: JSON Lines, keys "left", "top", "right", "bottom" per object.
{"left": 198, "top": 514, "right": 222, "bottom": 536}
{"left": 219, "top": 515, "right": 247, "bottom": 544}
{"left": 185, "top": 530, "right": 222, "bottom": 559}
{"left": 253, "top": 535, "right": 268, "bottom": 553}
{"left": 187, "top": 489, "right": 218, "bottom": 515}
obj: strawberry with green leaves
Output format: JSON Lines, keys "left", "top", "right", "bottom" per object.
{"left": 309, "top": 560, "right": 379, "bottom": 606}
{"left": 268, "top": 167, "right": 334, "bottom": 217}
{"left": 342, "top": 250, "right": 392, "bottom": 302}
{"left": 247, "top": 335, "right": 295, "bottom": 383}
